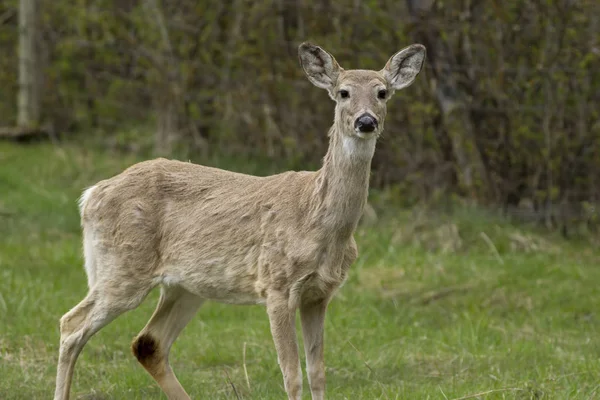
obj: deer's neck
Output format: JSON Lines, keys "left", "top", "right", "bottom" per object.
{"left": 312, "top": 126, "right": 376, "bottom": 239}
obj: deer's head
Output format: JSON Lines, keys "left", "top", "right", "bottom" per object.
{"left": 298, "top": 42, "right": 426, "bottom": 140}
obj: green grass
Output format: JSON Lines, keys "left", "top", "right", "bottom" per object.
{"left": 1, "top": 141, "right": 599, "bottom": 399}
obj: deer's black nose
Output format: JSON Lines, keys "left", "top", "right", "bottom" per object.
{"left": 355, "top": 114, "right": 378, "bottom": 133}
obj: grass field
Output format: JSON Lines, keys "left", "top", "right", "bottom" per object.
{"left": 1, "top": 141, "right": 599, "bottom": 399}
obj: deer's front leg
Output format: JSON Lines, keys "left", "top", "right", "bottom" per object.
{"left": 300, "top": 299, "right": 328, "bottom": 400}
{"left": 266, "top": 291, "right": 302, "bottom": 400}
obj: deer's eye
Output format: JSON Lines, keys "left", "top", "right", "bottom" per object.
{"left": 378, "top": 89, "right": 387, "bottom": 99}
{"left": 339, "top": 90, "right": 349, "bottom": 99}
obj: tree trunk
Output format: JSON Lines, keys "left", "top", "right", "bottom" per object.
{"left": 155, "top": 92, "right": 178, "bottom": 156}
{"left": 144, "top": 0, "right": 179, "bottom": 156}
{"left": 406, "top": 0, "right": 492, "bottom": 200}
{"left": 18, "top": 0, "right": 40, "bottom": 128}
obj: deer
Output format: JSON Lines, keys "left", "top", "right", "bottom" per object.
{"left": 53, "top": 41, "right": 426, "bottom": 400}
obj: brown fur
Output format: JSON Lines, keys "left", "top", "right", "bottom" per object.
{"left": 53, "top": 42, "right": 426, "bottom": 400}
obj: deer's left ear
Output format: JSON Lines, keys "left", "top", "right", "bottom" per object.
{"left": 381, "top": 44, "right": 426, "bottom": 90}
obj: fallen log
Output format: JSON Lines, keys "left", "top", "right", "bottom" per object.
{"left": 0, "top": 126, "right": 51, "bottom": 141}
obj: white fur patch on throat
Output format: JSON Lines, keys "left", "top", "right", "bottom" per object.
{"left": 342, "top": 135, "right": 376, "bottom": 159}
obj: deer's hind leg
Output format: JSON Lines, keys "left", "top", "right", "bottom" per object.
{"left": 54, "top": 280, "right": 153, "bottom": 400}
{"left": 131, "top": 285, "right": 204, "bottom": 400}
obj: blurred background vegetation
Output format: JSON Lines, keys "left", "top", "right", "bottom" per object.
{"left": 0, "top": 0, "right": 598, "bottom": 233}
{"left": 1, "top": 3, "right": 600, "bottom": 397}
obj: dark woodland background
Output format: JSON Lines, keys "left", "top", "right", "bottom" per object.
{"left": 1, "top": 0, "right": 599, "bottom": 231}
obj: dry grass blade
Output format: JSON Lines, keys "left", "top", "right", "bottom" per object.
{"left": 347, "top": 340, "right": 390, "bottom": 400}
{"left": 347, "top": 340, "right": 374, "bottom": 374}
{"left": 587, "top": 383, "right": 600, "bottom": 400}
{"left": 479, "top": 231, "right": 504, "bottom": 264}
{"left": 242, "top": 342, "right": 250, "bottom": 391}
{"left": 439, "top": 385, "right": 449, "bottom": 400}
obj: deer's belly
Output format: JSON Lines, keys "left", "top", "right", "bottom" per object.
{"left": 157, "top": 261, "right": 266, "bottom": 305}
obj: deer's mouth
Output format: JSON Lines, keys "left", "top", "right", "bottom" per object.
{"left": 353, "top": 130, "right": 379, "bottom": 140}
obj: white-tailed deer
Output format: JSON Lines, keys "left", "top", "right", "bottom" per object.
{"left": 53, "top": 42, "right": 426, "bottom": 400}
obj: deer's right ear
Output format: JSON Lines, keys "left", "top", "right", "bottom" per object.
{"left": 298, "top": 42, "right": 341, "bottom": 91}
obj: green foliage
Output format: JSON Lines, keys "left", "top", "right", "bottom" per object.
{"left": 1, "top": 0, "right": 598, "bottom": 220}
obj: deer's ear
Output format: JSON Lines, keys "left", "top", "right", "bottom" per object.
{"left": 382, "top": 44, "right": 426, "bottom": 90}
{"left": 298, "top": 42, "right": 342, "bottom": 91}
